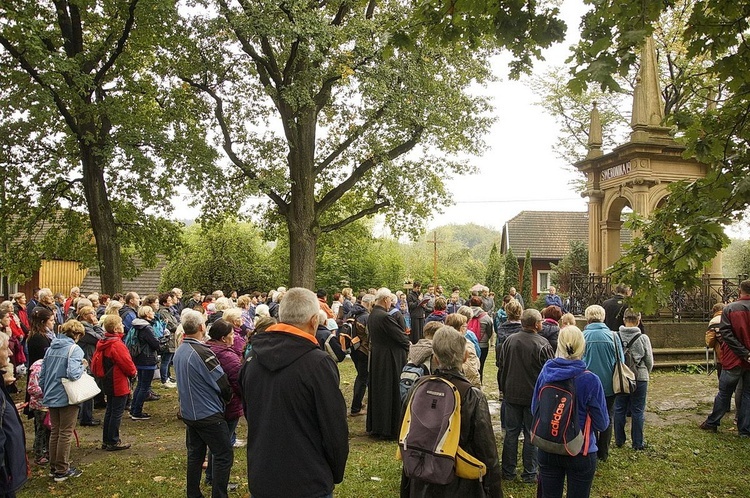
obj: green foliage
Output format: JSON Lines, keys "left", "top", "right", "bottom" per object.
{"left": 722, "top": 238, "right": 750, "bottom": 278}
{"left": 160, "top": 221, "right": 272, "bottom": 294}
{"left": 521, "top": 249, "right": 533, "bottom": 307}
{"left": 569, "top": 0, "right": 750, "bottom": 313}
{"left": 503, "top": 247, "right": 520, "bottom": 296}
{"left": 485, "top": 243, "right": 504, "bottom": 294}
{"left": 550, "top": 240, "right": 589, "bottom": 294}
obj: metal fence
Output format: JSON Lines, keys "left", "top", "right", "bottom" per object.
{"left": 568, "top": 273, "right": 749, "bottom": 321}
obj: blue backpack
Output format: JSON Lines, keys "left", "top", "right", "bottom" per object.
{"left": 399, "top": 363, "right": 429, "bottom": 404}
{"left": 530, "top": 373, "right": 591, "bottom": 456}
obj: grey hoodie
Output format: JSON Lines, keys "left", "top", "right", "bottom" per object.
{"left": 617, "top": 326, "right": 654, "bottom": 381}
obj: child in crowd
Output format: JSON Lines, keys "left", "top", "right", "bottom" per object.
{"left": 27, "top": 358, "right": 51, "bottom": 464}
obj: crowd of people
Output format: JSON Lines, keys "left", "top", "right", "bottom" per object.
{"left": 2, "top": 279, "right": 749, "bottom": 498}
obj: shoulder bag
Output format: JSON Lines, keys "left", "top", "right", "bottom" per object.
{"left": 61, "top": 345, "right": 101, "bottom": 405}
{"left": 611, "top": 332, "right": 637, "bottom": 394}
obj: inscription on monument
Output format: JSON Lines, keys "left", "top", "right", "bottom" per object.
{"left": 600, "top": 161, "right": 631, "bottom": 181}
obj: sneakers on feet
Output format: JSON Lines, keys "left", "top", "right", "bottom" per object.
{"left": 105, "top": 441, "right": 132, "bottom": 451}
{"left": 161, "top": 380, "right": 177, "bottom": 388}
{"left": 233, "top": 439, "right": 246, "bottom": 448}
{"left": 54, "top": 467, "right": 83, "bottom": 482}
{"left": 130, "top": 412, "right": 152, "bottom": 420}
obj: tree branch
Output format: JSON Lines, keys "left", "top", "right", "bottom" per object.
{"left": 0, "top": 36, "right": 79, "bottom": 135}
{"left": 93, "top": 0, "right": 139, "bottom": 86}
{"left": 320, "top": 200, "right": 391, "bottom": 233}
{"left": 180, "top": 76, "right": 288, "bottom": 211}
{"left": 314, "top": 104, "right": 387, "bottom": 174}
{"left": 316, "top": 126, "right": 424, "bottom": 213}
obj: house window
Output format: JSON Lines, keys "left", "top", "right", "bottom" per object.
{"left": 537, "top": 271, "right": 551, "bottom": 294}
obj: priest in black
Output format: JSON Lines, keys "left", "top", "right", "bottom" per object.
{"left": 367, "top": 288, "right": 411, "bottom": 440}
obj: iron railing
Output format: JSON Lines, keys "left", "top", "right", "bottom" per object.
{"left": 568, "top": 273, "right": 748, "bottom": 321}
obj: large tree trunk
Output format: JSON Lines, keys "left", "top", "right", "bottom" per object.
{"left": 286, "top": 111, "right": 319, "bottom": 289}
{"left": 80, "top": 143, "right": 122, "bottom": 294}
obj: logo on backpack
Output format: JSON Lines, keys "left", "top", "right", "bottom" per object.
{"left": 398, "top": 376, "right": 487, "bottom": 484}
{"left": 530, "top": 374, "right": 591, "bottom": 456}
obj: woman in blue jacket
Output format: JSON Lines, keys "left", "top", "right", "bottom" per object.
{"left": 533, "top": 325, "right": 609, "bottom": 498}
{"left": 39, "top": 319, "right": 87, "bottom": 482}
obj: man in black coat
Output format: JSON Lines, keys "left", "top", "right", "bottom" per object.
{"left": 367, "top": 287, "right": 411, "bottom": 440}
{"left": 407, "top": 281, "right": 427, "bottom": 344}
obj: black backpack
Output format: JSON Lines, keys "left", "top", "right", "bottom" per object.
{"left": 530, "top": 371, "right": 591, "bottom": 456}
{"left": 619, "top": 332, "right": 643, "bottom": 372}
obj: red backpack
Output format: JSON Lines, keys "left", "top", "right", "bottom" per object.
{"left": 466, "top": 312, "right": 486, "bottom": 343}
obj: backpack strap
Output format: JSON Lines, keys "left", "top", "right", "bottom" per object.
{"left": 625, "top": 333, "right": 643, "bottom": 349}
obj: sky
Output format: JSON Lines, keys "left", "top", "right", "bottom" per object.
{"left": 424, "top": 0, "right": 591, "bottom": 234}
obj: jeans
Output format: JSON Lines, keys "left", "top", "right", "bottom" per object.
{"left": 103, "top": 395, "right": 128, "bottom": 445}
{"left": 79, "top": 397, "right": 95, "bottom": 424}
{"left": 501, "top": 402, "right": 537, "bottom": 481}
{"left": 206, "top": 418, "right": 239, "bottom": 483}
{"left": 160, "top": 351, "right": 174, "bottom": 383}
{"left": 705, "top": 367, "right": 750, "bottom": 435}
{"left": 131, "top": 368, "right": 155, "bottom": 416}
{"left": 596, "top": 395, "right": 616, "bottom": 461}
{"left": 350, "top": 349, "right": 368, "bottom": 413}
{"left": 615, "top": 381, "right": 648, "bottom": 449}
{"left": 49, "top": 405, "right": 80, "bottom": 474}
{"left": 186, "top": 418, "right": 233, "bottom": 498}
{"left": 538, "top": 450, "right": 597, "bottom": 498}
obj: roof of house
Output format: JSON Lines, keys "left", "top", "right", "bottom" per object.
{"left": 500, "top": 210, "right": 633, "bottom": 260}
{"left": 80, "top": 256, "right": 167, "bottom": 297}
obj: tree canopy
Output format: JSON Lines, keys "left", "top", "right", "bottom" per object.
{"left": 568, "top": 0, "right": 750, "bottom": 312}
{"left": 174, "top": 0, "right": 567, "bottom": 288}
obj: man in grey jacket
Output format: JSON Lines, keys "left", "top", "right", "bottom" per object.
{"left": 174, "top": 310, "right": 233, "bottom": 498}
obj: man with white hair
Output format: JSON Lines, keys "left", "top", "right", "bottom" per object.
{"left": 174, "top": 309, "right": 234, "bottom": 498}
{"left": 63, "top": 287, "right": 80, "bottom": 317}
{"left": 367, "top": 287, "right": 410, "bottom": 440}
{"left": 582, "top": 304, "right": 623, "bottom": 462}
{"left": 239, "top": 287, "right": 348, "bottom": 498}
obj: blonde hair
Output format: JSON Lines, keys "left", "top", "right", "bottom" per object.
{"left": 504, "top": 299, "right": 523, "bottom": 320}
{"left": 105, "top": 301, "right": 123, "bottom": 315}
{"left": 61, "top": 319, "right": 85, "bottom": 339}
{"left": 584, "top": 305, "right": 605, "bottom": 323}
{"left": 559, "top": 313, "right": 576, "bottom": 327}
{"left": 445, "top": 313, "right": 467, "bottom": 331}
{"left": 222, "top": 308, "right": 242, "bottom": 325}
{"left": 556, "top": 325, "right": 586, "bottom": 360}
{"left": 102, "top": 315, "right": 123, "bottom": 334}
{"left": 138, "top": 305, "right": 154, "bottom": 318}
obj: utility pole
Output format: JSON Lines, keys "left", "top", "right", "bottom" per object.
{"left": 428, "top": 230, "right": 441, "bottom": 288}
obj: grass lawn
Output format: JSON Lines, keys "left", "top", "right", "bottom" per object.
{"left": 15, "top": 348, "right": 750, "bottom": 497}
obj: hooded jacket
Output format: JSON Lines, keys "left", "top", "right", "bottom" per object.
{"left": 131, "top": 318, "right": 161, "bottom": 368}
{"left": 582, "top": 322, "right": 624, "bottom": 397}
{"left": 540, "top": 319, "right": 560, "bottom": 352}
{"left": 533, "top": 358, "right": 610, "bottom": 455}
{"left": 79, "top": 321, "right": 105, "bottom": 362}
{"left": 206, "top": 340, "right": 243, "bottom": 420}
{"left": 495, "top": 321, "right": 523, "bottom": 353}
{"left": 91, "top": 332, "right": 137, "bottom": 397}
{"left": 470, "top": 306, "right": 494, "bottom": 348}
{"left": 240, "top": 323, "right": 349, "bottom": 498}
{"left": 39, "top": 336, "right": 84, "bottom": 408}
{"left": 618, "top": 326, "right": 654, "bottom": 381}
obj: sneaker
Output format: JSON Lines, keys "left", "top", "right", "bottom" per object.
{"left": 54, "top": 467, "right": 83, "bottom": 482}
{"left": 233, "top": 439, "right": 246, "bottom": 448}
{"left": 699, "top": 422, "right": 718, "bottom": 433}
{"left": 105, "top": 441, "right": 132, "bottom": 451}
{"left": 35, "top": 455, "right": 49, "bottom": 465}
{"left": 161, "top": 380, "right": 177, "bottom": 388}
{"left": 130, "top": 412, "right": 152, "bottom": 420}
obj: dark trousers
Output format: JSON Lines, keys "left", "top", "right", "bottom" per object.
{"left": 538, "top": 451, "right": 597, "bottom": 498}
{"left": 103, "top": 394, "right": 128, "bottom": 445}
{"left": 597, "top": 395, "right": 616, "bottom": 461}
{"left": 410, "top": 317, "right": 424, "bottom": 344}
{"left": 501, "top": 402, "right": 537, "bottom": 481}
{"left": 705, "top": 367, "right": 750, "bottom": 435}
{"left": 615, "top": 381, "right": 648, "bottom": 449}
{"left": 131, "top": 368, "right": 154, "bottom": 416}
{"left": 79, "top": 398, "right": 95, "bottom": 424}
{"left": 186, "top": 418, "right": 233, "bottom": 498}
{"left": 350, "top": 349, "right": 369, "bottom": 414}
{"left": 159, "top": 351, "right": 174, "bottom": 383}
